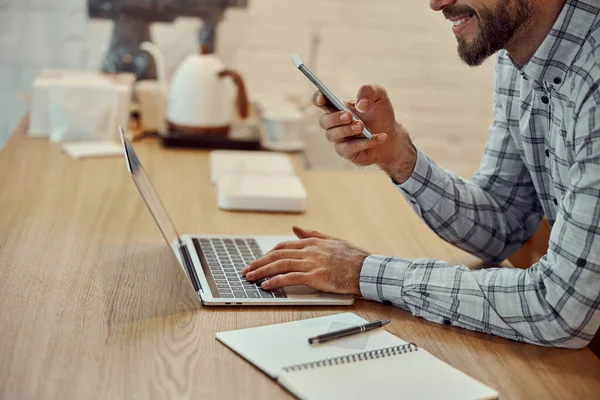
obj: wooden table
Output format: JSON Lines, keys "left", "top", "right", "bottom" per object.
{"left": 1, "top": 118, "right": 599, "bottom": 399}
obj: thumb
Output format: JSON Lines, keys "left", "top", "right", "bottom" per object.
{"left": 355, "top": 84, "right": 388, "bottom": 113}
{"left": 293, "top": 226, "right": 332, "bottom": 240}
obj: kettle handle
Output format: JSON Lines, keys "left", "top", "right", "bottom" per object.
{"left": 218, "top": 69, "right": 250, "bottom": 119}
{"left": 140, "top": 41, "right": 166, "bottom": 83}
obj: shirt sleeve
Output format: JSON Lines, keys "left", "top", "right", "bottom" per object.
{"left": 359, "top": 104, "right": 600, "bottom": 349}
{"left": 396, "top": 77, "right": 543, "bottom": 264}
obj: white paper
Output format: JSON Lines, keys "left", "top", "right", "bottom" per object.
{"left": 216, "top": 173, "right": 306, "bottom": 212}
{"left": 62, "top": 141, "right": 123, "bottom": 159}
{"left": 215, "top": 313, "right": 406, "bottom": 378}
{"left": 279, "top": 349, "right": 498, "bottom": 400}
{"left": 49, "top": 83, "right": 119, "bottom": 143}
{"left": 29, "top": 70, "right": 134, "bottom": 138}
{"left": 209, "top": 150, "right": 295, "bottom": 183}
{"left": 217, "top": 312, "right": 497, "bottom": 400}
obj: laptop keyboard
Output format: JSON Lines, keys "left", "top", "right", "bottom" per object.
{"left": 193, "top": 238, "right": 287, "bottom": 299}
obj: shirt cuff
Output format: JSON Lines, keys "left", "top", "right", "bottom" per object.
{"left": 359, "top": 254, "right": 412, "bottom": 309}
{"left": 394, "top": 146, "right": 448, "bottom": 216}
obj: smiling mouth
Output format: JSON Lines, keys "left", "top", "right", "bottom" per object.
{"left": 451, "top": 14, "right": 475, "bottom": 27}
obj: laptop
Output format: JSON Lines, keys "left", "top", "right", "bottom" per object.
{"left": 119, "top": 127, "right": 354, "bottom": 306}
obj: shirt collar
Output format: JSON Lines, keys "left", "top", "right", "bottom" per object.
{"left": 516, "top": 0, "right": 599, "bottom": 87}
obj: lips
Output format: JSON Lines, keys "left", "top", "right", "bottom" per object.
{"left": 452, "top": 14, "right": 474, "bottom": 27}
{"left": 448, "top": 13, "right": 476, "bottom": 35}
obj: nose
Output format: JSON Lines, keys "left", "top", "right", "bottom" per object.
{"left": 430, "top": 0, "right": 457, "bottom": 11}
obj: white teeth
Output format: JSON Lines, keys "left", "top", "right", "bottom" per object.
{"left": 452, "top": 15, "right": 472, "bottom": 27}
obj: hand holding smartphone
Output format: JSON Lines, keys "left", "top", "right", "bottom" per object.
{"left": 292, "top": 54, "right": 373, "bottom": 140}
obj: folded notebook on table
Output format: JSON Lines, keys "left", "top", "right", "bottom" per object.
{"left": 216, "top": 312, "right": 498, "bottom": 400}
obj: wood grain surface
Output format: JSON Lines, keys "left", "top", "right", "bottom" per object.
{"left": 1, "top": 118, "right": 599, "bottom": 399}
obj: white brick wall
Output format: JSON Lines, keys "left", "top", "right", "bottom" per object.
{"left": 0, "top": 0, "right": 495, "bottom": 176}
{"left": 0, "top": 0, "right": 89, "bottom": 145}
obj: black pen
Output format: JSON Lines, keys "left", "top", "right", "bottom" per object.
{"left": 308, "top": 319, "right": 391, "bottom": 345}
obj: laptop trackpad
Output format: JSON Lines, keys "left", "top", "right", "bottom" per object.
{"left": 284, "top": 285, "right": 322, "bottom": 296}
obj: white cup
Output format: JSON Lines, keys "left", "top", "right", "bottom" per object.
{"left": 261, "top": 109, "right": 305, "bottom": 152}
{"left": 135, "top": 80, "right": 168, "bottom": 135}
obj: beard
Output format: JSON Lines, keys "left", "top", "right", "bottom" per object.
{"left": 444, "top": 1, "right": 533, "bottom": 66}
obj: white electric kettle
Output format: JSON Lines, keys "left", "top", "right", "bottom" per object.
{"left": 167, "top": 46, "right": 249, "bottom": 135}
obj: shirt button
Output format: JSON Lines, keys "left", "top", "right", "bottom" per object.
{"left": 577, "top": 258, "right": 586, "bottom": 267}
{"left": 443, "top": 319, "right": 452, "bottom": 325}
{"left": 545, "top": 149, "right": 550, "bottom": 157}
{"left": 554, "top": 77, "right": 562, "bottom": 84}
{"left": 553, "top": 198, "right": 558, "bottom": 206}
{"left": 541, "top": 96, "right": 550, "bottom": 104}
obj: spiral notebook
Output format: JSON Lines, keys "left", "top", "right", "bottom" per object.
{"left": 216, "top": 313, "right": 498, "bottom": 400}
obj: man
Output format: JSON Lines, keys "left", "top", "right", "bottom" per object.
{"left": 243, "top": 0, "right": 600, "bottom": 349}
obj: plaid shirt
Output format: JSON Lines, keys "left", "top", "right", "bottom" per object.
{"left": 360, "top": 0, "right": 600, "bottom": 348}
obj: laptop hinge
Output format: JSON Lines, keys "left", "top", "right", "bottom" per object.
{"left": 179, "top": 241, "right": 203, "bottom": 296}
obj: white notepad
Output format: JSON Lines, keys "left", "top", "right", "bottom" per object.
{"left": 209, "top": 150, "right": 295, "bottom": 183}
{"left": 62, "top": 141, "right": 123, "bottom": 159}
{"left": 217, "top": 313, "right": 497, "bottom": 400}
{"left": 216, "top": 173, "right": 306, "bottom": 212}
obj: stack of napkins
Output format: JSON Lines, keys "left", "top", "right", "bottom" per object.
{"left": 28, "top": 70, "right": 134, "bottom": 142}
{"left": 62, "top": 141, "right": 124, "bottom": 159}
{"left": 210, "top": 150, "right": 306, "bottom": 213}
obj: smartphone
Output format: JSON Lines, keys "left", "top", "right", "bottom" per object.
{"left": 292, "top": 54, "right": 373, "bottom": 140}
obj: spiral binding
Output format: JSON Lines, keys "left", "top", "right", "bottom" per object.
{"left": 282, "top": 343, "right": 418, "bottom": 373}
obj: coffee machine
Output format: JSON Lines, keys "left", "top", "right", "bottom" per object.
{"left": 88, "top": 0, "right": 249, "bottom": 80}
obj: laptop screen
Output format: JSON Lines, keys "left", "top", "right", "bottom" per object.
{"left": 119, "top": 127, "right": 202, "bottom": 294}
{"left": 120, "top": 128, "right": 181, "bottom": 249}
